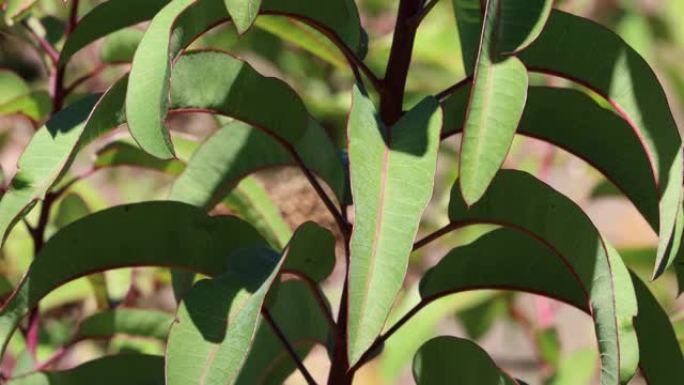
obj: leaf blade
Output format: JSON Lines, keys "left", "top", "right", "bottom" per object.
{"left": 347, "top": 87, "right": 442, "bottom": 365}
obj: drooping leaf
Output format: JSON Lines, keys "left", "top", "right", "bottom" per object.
{"left": 236, "top": 280, "right": 330, "bottom": 385}
{"left": 6, "top": 354, "right": 164, "bottom": 385}
{"left": 419, "top": 227, "right": 683, "bottom": 385}
{"left": 630, "top": 271, "right": 684, "bottom": 384}
{"left": 458, "top": 0, "right": 528, "bottom": 206}
{"left": 74, "top": 309, "right": 173, "bottom": 342}
{"left": 224, "top": 0, "right": 261, "bottom": 34}
{"left": 518, "top": 10, "right": 684, "bottom": 278}
{"left": 94, "top": 141, "right": 186, "bottom": 176}
{"left": 442, "top": 85, "right": 658, "bottom": 230}
{"left": 165, "top": 246, "right": 284, "bottom": 385}
{"left": 0, "top": 201, "right": 270, "bottom": 358}
{"left": 126, "top": 0, "right": 363, "bottom": 158}
{"left": 445, "top": 170, "right": 638, "bottom": 384}
{"left": 347, "top": 87, "right": 442, "bottom": 365}
{"left": 283, "top": 221, "right": 336, "bottom": 282}
{"left": 412, "top": 336, "right": 519, "bottom": 385}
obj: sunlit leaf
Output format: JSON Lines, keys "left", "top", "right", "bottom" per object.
{"left": 458, "top": 0, "right": 528, "bottom": 206}
{"left": 347, "top": 86, "right": 442, "bottom": 365}
{"left": 165, "top": 246, "right": 284, "bottom": 385}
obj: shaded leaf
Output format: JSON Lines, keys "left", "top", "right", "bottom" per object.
{"left": 458, "top": 0, "right": 528, "bottom": 206}
{"left": 519, "top": 10, "right": 684, "bottom": 278}
{"left": 165, "top": 246, "right": 283, "bottom": 385}
{"left": 446, "top": 170, "right": 638, "bottom": 384}
{"left": 6, "top": 354, "right": 163, "bottom": 385}
{"left": 412, "top": 336, "right": 519, "bottom": 384}
{"left": 347, "top": 87, "right": 442, "bottom": 365}
{"left": 224, "top": 178, "right": 292, "bottom": 249}
{"left": 443, "top": 85, "right": 659, "bottom": 233}
{"left": 236, "top": 280, "right": 330, "bottom": 385}
{"left": 283, "top": 221, "right": 335, "bottom": 282}
{"left": 0, "top": 201, "right": 270, "bottom": 358}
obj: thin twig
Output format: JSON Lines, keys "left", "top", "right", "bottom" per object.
{"left": 411, "top": 0, "right": 443, "bottom": 25}
{"left": 435, "top": 76, "right": 472, "bottom": 101}
{"left": 284, "top": 272, "right": 337, "bottom": 330}
{"left": 262, "top": 310, "right": 318, "bottom": 385}
{"left": 20, "top": 21, "right": 59, "bottom": 65}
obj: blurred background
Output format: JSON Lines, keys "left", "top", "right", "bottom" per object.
{"left": 0, "top": 0, "right": 683, "bottom": 384}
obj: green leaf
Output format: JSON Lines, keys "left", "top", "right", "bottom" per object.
{"left": 225, "top": 0, "right": 261, "bottom": 34}
{"left": 457, "top": 295, "right": 507, "bottom": 340}
{"left": 443, "top": 85, "right": 659, "bottom": 233}
{"left": 412, "top": 336, "right": 519, "bottom": 385}
{"left": 0, "top": 201, "right": 270, "bottom": 358}
{"left": 0, "top": 70, "right": 50, "bottom": 122}
{"left": 446, "top": 170, "right": 638, "bottom": 384}
{"left": 458, "top": 0, "right": 528, "bottom": 206}
{"left": 100, "top": 28, "right": 144, "bottom": 64}
{"left": 546, "top": 349, "right": 599, "bottom": 385}
{"left": 283, "top": 221, "right": 335, "bottom": 282}
{"left": 0, "top": 70, "right": 29, "bottom": 106}
{"left": 3, "top": 0, "right": 38, "bottom": 25}
{"left": 126, "top": 0, "right": 362, "bottom": 158}
{"left": 94, "top": 141, "right": 186, "bottom": 176}
{"left": 0, "top": 78, "right": 127, "bottom": 246}
{"left": 53, "top": 193, "right": 90, "bottom": 228}
{"left": 236, "top": 280, "right": 330, "bottom": 385}
{"left": 6, "top": 354, "right": 164, "bottom": 385}
{"left": 255, "top": 16, "right": 347, "bottom": 68}
{"left": 419, "top": 226, "right": 683, "bottom": 385}
{"left": 630, "top": 271, "right": 684, "bottom": 384}
{"left": 59, "top": 0, "right": 170, "bottom": 66}
{"left": 223, "top": 178, "right": 292, "bottom": 249}
{"left": 74, "top": 309, "right": 173, "bottom": 342}
{"left": 518, "top": 10, "right": 684, "bottom": 278}
{"left": 170, "top": 117, "right": 343, "bottom": 206}
{"left": 498, "top": 0, "right": 553, "bottom": 55}
{"left": 165, "top": 246, "right": 284, "bottom": 385}
{"left": 452, "top": 0, "right": 552, "bottom": 71}
{"left": 346, "top": 87, "right": 442, "bottom": 365}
